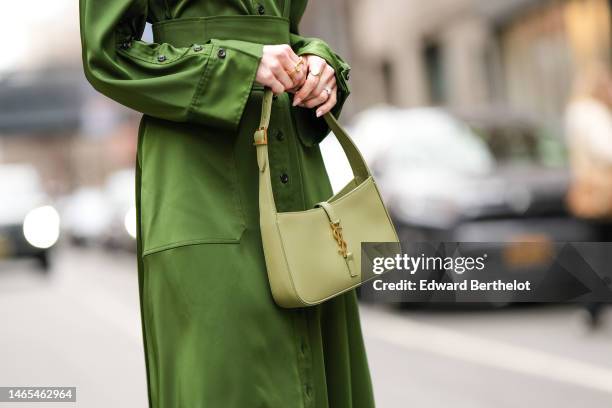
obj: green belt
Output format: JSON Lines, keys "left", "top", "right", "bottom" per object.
{"left": 152, "top": 15, "right": 291, "bottom": 48}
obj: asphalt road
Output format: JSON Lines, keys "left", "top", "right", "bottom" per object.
{"left": 0, "top": 246, "right": 611, "bottom": 408}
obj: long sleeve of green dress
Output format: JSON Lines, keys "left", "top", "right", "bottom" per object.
{"left": 79, "top": 0, "right": 351, "bottom": 134}
{"left": 79, "top": 0, "right": 263, "bottom": 129}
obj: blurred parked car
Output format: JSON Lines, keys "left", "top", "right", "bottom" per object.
{"left": 344, "top": 107, "right": 594, "bottom": 238}
{"left": 62, "top": 169, "right": 136, "bottom": 251}
{"left": 0, "top": 164, "right": 60, "bottom": 271}
{"left": 103, "top": 169, "right": 137, "bottom": 250}
{"left": 61, "top": 187, "right": 113, "bottom": 246}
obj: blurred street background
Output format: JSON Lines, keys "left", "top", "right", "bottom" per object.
{"left": 2, "top": 248, "right": 612, "bottom": 408}
{"left": 2, "top": 0, "right": 612, "bottom": 407}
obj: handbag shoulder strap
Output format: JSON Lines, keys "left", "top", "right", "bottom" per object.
{"left": 321, "top": 108, "right": 370, "bottom": 183}
{"left": 254, "top": 88, "right": 371, "bottom": 184}
{"left": 253, "top": 89, "right": 273, "bottom": 146}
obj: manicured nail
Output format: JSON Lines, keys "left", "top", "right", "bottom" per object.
{"left": 293, "top": 98, "right": 301, "bottom": 106}
{"left": 316, "top": 110, "right": 322, "bottom": 117}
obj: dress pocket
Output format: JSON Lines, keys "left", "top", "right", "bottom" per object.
{"left": 139, "top": 115, "right": 246, "bottom": 256}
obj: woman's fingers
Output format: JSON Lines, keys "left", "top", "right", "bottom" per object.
{"left": 280, "top": 48, "right": 306, "bottom": 90}
{"left": 315, "top": 85, "right": 338, "bottom": 117}
{"left": 270, "top": 58, "right": 295, "bottom": 90}
{"left": 256, "top": 44, "right": 305, "bottom": 92}
{"left": 255, "top": 48, "right": 339, "bottom": 115}
{"left": 284, "top": 58, "right": 307, "bottom": 90}
{"left": 259, "top": 67, "right": 286, "bottom": 94}
{"left": 292, "top": 56, "right": 326, "bottom": 106}
{"left": 300, "top": 90, "right": 329, "bottom": 109}
{"left": 300, "top": 73, "right": 336, "bottom": 108}
{"left": 301, "top": 65, "right": 335, "bottom": 104}
{"left": 281, "top": 45, "right": 302, "bottom": 70}
{"left": 287, "top": 70, "right": 306, "bottom": 92}
{"left": 292, "top": 73, "right": 320, "bottom": 106}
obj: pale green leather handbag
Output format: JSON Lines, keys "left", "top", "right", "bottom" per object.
{"left": 254, "top": 89, "right": 399, "bottom": 308}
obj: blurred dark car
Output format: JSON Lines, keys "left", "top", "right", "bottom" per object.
{"left": 0, "top": 164, "right": 60, "bottom": 271}
{"left": 346, "top": 107, "right": 598, "bottom": 303}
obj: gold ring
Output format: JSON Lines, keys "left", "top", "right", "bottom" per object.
{"left": 294, "top": 58, "right": 304, "bottom": 72}
{"left": 288, "top": 58, "right": 304, "bottom": 76}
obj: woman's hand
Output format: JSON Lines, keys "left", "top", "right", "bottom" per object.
{"left": 255, "top": 45, "right": 307, "bottom": 94}
{"left": 292, "top": 55, "right": 337, "bottom": 117}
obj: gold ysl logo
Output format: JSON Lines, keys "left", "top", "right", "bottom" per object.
{"left": 330, "top": 221, "right": 349, "bottom": 258}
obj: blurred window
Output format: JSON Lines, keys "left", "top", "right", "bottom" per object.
{"left": 424, "top": 42, "right": 446, "bottom": 105}
{"left": 381, "top": 60, "right": 395, "bottom": 105}
{"left": 472, "top": 125, "right": 567, "bottom": 168}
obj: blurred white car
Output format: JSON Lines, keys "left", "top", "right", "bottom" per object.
{"left": 322, "top": 106, "right": 569, "bottom": 231}
{"left": 61, "top": 187, "right": 113, "bottom": 245}
{"left": 62, "top": 168, "right": 136, "bottom": 250}
{"left": 0, "top": 164, "right": 60, "bottom": 271}
{"left": 104, "top": 169, "right": 137, "bottom": 249}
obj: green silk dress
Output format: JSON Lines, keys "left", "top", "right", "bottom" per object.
{"left": 79, "top": 1, "right": 375, "bottom": 407}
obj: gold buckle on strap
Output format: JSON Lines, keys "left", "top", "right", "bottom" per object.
{"left": 253, "top": 126, "right": 268, "bottom": 145}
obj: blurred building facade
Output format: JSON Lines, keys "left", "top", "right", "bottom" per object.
{"left": 308, "top": 0, "right": 611, "bottom": 128}
{"left": 1, "top": 0, "right": 610, "bottom": 195}
{"left": 0, "top": 0, "right": 138, "bottom": 195}
{"left": 0, "top": 69, "right": 138, "bottom": 195}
